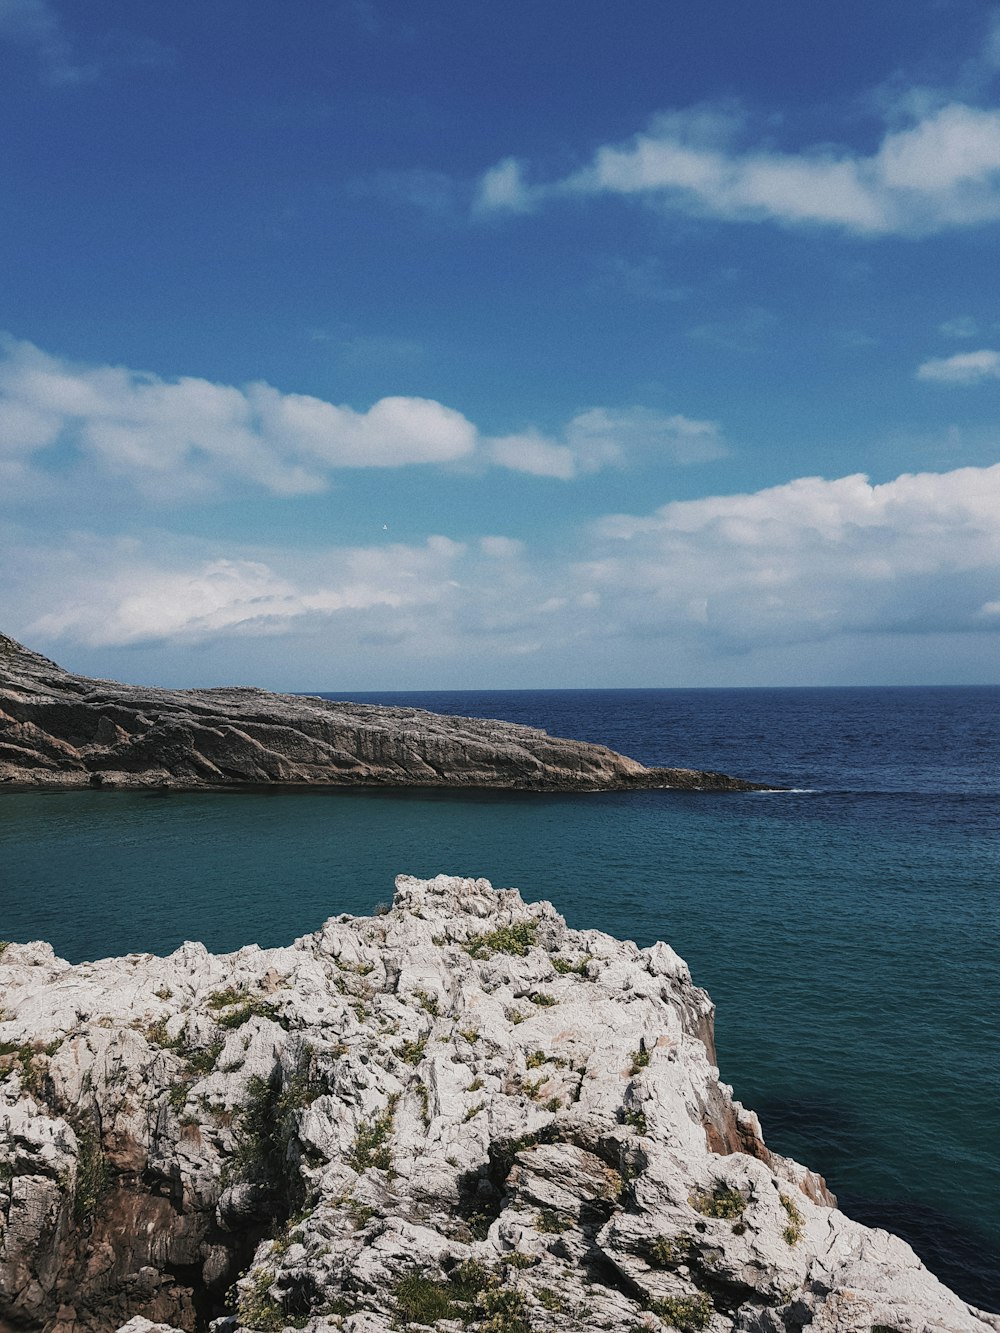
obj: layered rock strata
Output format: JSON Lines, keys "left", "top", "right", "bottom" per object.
{"left": 0, "top": 633, "right": 764, "bottom": 792}
{"left": 1, "top": 874, "right": 995, "bottom": 1333}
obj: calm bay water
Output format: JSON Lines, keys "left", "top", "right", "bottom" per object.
{"left": 2, "top": 686, "right": 999, "bottom": 1310}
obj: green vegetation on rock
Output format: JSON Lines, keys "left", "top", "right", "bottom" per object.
{"left": 463, "top": 921, "right": 537, "bottom": 959}
{"left": 649, "top": 1292, "right": 714, "bottom": 1331}
{"left": 689, "top": 1182, "right": 747, "bottom": 1220}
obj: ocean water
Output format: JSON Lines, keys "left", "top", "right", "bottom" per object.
{"left": 2, "top": 686, "right": 998, "bottom": 1311}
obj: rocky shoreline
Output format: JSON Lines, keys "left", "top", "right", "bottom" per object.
{"left": 1, "top": 873, "right": 995, "bottom": 1333}
{"left": 0, "top": 634, "right": 767, "bottom": 793}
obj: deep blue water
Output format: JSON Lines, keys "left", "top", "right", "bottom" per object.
{"left": 2, "top": 686, "right": 998, "bottom": 1311}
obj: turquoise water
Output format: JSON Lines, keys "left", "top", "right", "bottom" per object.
{"left": 1, "top": 687, "right": 998, "bottom": 1309}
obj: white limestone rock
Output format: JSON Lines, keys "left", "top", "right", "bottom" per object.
{"left": 0, "top": 873, "right": 994, "bottom": 1333}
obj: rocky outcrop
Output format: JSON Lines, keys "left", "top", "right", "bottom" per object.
{"left": 1, "top": 874, "right": 995, "bottom": 1333}
{"left": 0, "top": 633, "right": 766, "bottom": 792}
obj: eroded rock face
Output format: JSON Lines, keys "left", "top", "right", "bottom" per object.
{"left": 0, "top": 633, "right": 765, "bottom": 792}
{"left": 0, "top": 875, "right": 994, "bottom": 1333}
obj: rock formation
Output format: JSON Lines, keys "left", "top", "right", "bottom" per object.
{"left": 1, "top": 874, "right": 995, "bottom": 1333}
{"left": 0, "top": 633, "right": 765, "bottom": 792}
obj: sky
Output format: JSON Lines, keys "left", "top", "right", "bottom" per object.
{"left": 3, "top": 0, "right": 1000, "bottom": 688}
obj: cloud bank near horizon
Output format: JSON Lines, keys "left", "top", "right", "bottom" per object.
{"left": 8, "top": 462, "right": 1000, "bottom": 682}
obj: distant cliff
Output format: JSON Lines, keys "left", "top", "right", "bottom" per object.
{"left": 1, "top": 875, "right": 995, "bottom": 1333}
{"left": 0, "top": 633, "right": 766, "bottom": 792}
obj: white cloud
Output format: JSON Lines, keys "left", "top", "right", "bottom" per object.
{"left": 486, "top": 407, "right": 727, "bottom": 480}
{"left": 916, "top": 348, "right": 1000, "bottom": 383}
{"left": 0, "top": 0, "right": 95, "bottom": 83}
{"left": 939, "top": 316, "right": 979, "bottom": 338}
{"left": 0, "top": 336, "right": 477, "bottom": 499}
{"left": 565, "top": 407, "right": 726, "bottom": 467}
{"left": 487, "top": 432, "right": 577, "bottom": 480}
{"left": 474, "top": 157, "right": 534, "bottom": 214}
{"left": 25, "top": 536, "right": 469, "bottom": 648}
{"left": 10, "top": 464, "right": 1000, "bottom": 680}
{"left": 0, "top": 336, "right": 722, "bottom": 498}
{"left": 583, "top": 465, "right": 1000, "bottom": 650}
{"left": 475, "top": 101, "right": 1000, "bottom": 236}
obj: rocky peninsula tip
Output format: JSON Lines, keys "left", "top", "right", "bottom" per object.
{"left": 0, "top": 633, "right": 769, "bottom": 793}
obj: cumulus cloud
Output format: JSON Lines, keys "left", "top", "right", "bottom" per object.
{"left": 485, "top": 407, "right": 726, "bottom": 480}
{"left": 474, "top": 101, "right": 1000, "bottom": 236}
{"left": 24, "top": 535, "right": 469, "bottom": 648}
{"left": 0, "top": 337, "right": 475, "bottom": 499}
{"left": 10, "top": 464, "right": 1000, "bottom": 681}
{"left": 583, "top": 465, "right": 1000, "bottom": 650}
{"left": 916, "top": 348, "right": 1000, "bottom": 383}
{"left": 0, "top": 336, "right": 724, "bottom": 499}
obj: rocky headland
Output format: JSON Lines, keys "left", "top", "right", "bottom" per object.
{"left": 1, "top": 873, "right": 995, "bottom": 1333}
{"left": 0, "top": 634, "right": 764, "bottom": 792}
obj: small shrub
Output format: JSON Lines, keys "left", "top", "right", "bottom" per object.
{"left": 525, "top": 1049, "right": 546, "bottom": 1069}
{"left": 780, "top": 1191, "right": 804, "bottom": 1245}
{"left": 398, "top": 1036, "right": 427, "bottom": 1065}
{"left": 236, "top": 1268, "right": 285, "bottom": 1333}
{"left": 347, "top": 1094, "right": 399, "bottom": 1173}
{"left": 690, "top": 1182, "right": 746, "bottom": 1220}
{"left": 413, "top": 989, "right": 440, "bottom": 1016}
{"left": 222, "top": 1000, "right": 285, "bottom": 1030}
{"left": 629, "top": 1047, "right": 651, "bottom": 1075}
{"left": 536, "top": 1287, "right": 564, "bottom": 1312}
{"left": 536, "top": 1207, "right": 572, "bottom": 1234}
{"left": 467, "top": 1076, "right": 484, "bottom": 1092}
{"left": 464, "top": 1101, "right": 485, "bottom": 1122}
{"left": 502, "top": 1251, "right": 537, "bottom": 1270}
{"left": 551, "top": 955, "right": 589, "bottom": 976}
{"left": 464, "top": 921, "right": 537, "bottom": 959}
{"left": 459, "top": 1027, "right": 479, "bottom": 1044}
{"left": 346, "top": 1197, "right": 378, "bottom": 1228}
{"left": 393, "top": 1272, "right": 456, "bottom": 1325}
{"left": 0, "top": 942, "right": 11, "bottom": 958}
{"left": 449, "top": 1259, "right": 494, "bottom": 1299}
{"left": 416, "top": 1080, "right": 431, "bottom": 1125}
{"left": 145, "top": 1017, "right": 183, "bottom": 1050}
{"left": 183, "top": 1036, "right": 224, "bottom": 1075}
{"left": 649, "top": 1293, "right": 713, "bottom": 1332}
{"left": 646, "top": 1234, "right": 694, "bottom": 1269}
{"left": 479, "top": 1284, "right": 529, "bottom": 1333}
{"left": 167, "top": 1082, "right": 191, "bottom": 1112}
{"left": 623, "top": 1107, "right": 648, "bottom": 1134}
{"left": 532, "top": 992, "right": 557, "bottom": 1007}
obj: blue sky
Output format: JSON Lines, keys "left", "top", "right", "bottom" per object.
{"left": 4, "top": 0, "right": 1000, "bottom": 687}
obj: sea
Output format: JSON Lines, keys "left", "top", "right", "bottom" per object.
{"left": 2, "top": 686, "right": 999, "bottom": 1312}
